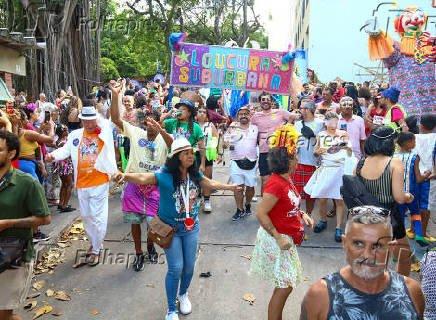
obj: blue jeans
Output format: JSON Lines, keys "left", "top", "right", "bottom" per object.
{"left": 164, "top": 221, "right": 199, "bottom": 312}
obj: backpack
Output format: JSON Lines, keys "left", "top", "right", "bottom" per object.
{"left": 340, "top": 159, "right": 382, "bottom": 209}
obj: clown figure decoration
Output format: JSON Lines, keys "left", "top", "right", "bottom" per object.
{"left": 366, "top": 6, "right": 436, "bottom": 119}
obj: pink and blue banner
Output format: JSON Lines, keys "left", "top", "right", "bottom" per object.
{"left": 170, "top": 43, "right": 294, "bottom": 95}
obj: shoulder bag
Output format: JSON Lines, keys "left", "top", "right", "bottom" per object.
{"left": 147, "top": 216, "right": 176, "bottom": 249}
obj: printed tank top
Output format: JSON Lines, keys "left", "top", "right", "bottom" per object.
{"left": 324, "top": 271, "right": 419, "bottom": 319}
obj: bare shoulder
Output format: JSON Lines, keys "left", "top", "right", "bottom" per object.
{"left": 391, "top": 157, "right": 404, "bottom": 166}
{"left": 300, "top": 279, "right": 329, "bottom": 320}
{"left": 391, "top": 158, "right": 405, "bottom": 171}
{"left": 404, "top": 276, "right": 425, "bottom": 317}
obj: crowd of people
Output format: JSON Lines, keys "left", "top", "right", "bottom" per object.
{"left": 0, "top": 76, "right": 435, "bottom": 320}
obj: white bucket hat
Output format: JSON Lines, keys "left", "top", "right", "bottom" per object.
{"left": 168, "top": 137, "right": 193, "bottom": 158}
{"left": 78, "top": 106, "right": 98, "bottom": 120}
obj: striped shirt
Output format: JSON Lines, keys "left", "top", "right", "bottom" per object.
{"left": 360, "top": 159, "right": 395, "bottom": 204}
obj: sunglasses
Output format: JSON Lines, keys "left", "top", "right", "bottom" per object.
{"left": 340, "top": 101, "right": 353, "bottom": 108}
{"left": 347, "top": 206, "right": 390, "bottom": 219}
{"left": 260, "top": 97, "right": 269, "bottom": 102}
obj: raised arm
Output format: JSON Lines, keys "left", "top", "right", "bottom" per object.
{"left": 109, "top": 81, "right": 124, "bottom": 129}
{"left": 24, "top": 122, "right": 55, "bottom": 145}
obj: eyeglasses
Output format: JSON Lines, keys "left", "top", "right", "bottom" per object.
{"left": 347, "top": 206, "right": 390, "bottom": 219}
{"left": 238, "top": 112, "right": 250, "bottom": 116}
{"left": 260, "top": 97, "right": 269, "bottom": 102}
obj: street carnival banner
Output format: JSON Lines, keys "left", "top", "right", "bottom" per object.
{"left": 170, "top": 43, "right": 295, "bottom": 95}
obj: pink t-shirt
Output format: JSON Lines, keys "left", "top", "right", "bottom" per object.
{"left": 337, "top": 115, "right": 366, "bottom": 159}
{"left": 224, "top": 124, "right": 258, "bottom": 161}
{"left": 251, "top": 109, "right": 292, "bottom": 153}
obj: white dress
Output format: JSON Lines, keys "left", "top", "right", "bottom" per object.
{"left": 304, "top": 131, "right": 356, "bottom": 200}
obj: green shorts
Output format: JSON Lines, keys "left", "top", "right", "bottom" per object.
{"left": 123, "top": 212, "right": 154, "bottom": 225}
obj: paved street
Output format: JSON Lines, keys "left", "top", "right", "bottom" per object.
{"left": 16, "top": 163, "right": 434, "bottom": 320}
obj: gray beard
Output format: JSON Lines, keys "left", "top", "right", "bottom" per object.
{"left": 240, "top": 119, "right": 249, "bottom": 125}
{"left": 348, "top": 257, "right": 384, "bottom": 280}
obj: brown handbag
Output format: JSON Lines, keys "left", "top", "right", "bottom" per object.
{"left": 147, "top": 216, "right": 176, "bottom": 249}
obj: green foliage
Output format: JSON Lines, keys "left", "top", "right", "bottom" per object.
{"left": 100, "top": 0, "right": 267, "bottom": 80}
{"left": 100, "top": 57, "right": 120, "bottom": 83}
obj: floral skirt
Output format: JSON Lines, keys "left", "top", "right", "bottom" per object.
{"left": 250, "top": 227, "right": 303, "bottom": 289}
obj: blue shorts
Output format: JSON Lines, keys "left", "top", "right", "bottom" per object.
{"left": 419, "top": 180, "right": 430, "bottom": 211}
{"left": 258, "top": 152, "right": 271, "bottom": 177}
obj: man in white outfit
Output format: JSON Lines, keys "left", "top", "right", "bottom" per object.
{"left": 46, "top": 102, "right": 117, "bottom": 265}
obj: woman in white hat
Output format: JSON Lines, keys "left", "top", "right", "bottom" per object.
{"left": 113, "top": 137, "right": 240, "bottom": 320}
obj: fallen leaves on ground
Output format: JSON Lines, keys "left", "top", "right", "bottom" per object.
{"left": 243, "top": 293, "right": 256, "bottom": 305}
{"left": 27, "top": 292, "right": 41, "bottom": 299}
{"left": 240, "top": 255, "right": 252, "bottom": 260}
{"left": 304, "top": 276, "right": 311, "bottom": 281}
{"left": 90, "top": 310, "right": 99, "bottom": 315}
{"left": 55, "top": 291, "right": 71, "bottom": 301}
{"left": 52, "top": 311, "right": 63, "bottom": 316}
{"left": 45, "top": 289, "right": 55, "bottom": 297}
{"left": 24, "top": 301, "right": 37, "bottom": 311}
{"left": 146, "top": 283, "right": 155, "bottom": 288}
{"left": 33, "top": 306, "right": 53, "bottom": 319}
{"left": 69, "top": 221, "right": 85, "bottom": 234}
{"left": 34, "top": 248, "right": 65, "bottom": 275}
{"left": 32, "top": 280, "right": 46, "bottom": 291}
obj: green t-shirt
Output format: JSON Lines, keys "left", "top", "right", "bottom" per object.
{"left": 0, "top": 168, "right": 50, "bottom": 261}
{"left": 164, "top": 119, "right": 204, "bottom": 147}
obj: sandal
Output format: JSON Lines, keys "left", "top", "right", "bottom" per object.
{"left": 327, "top": 209, "right": 336, "bottom": 218}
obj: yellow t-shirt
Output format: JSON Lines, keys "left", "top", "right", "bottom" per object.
{"left": 122, "top": 121, "right": 168, "bottom": 173}
{"left": 76, "top": 131, "right": 109, "bottom": 188}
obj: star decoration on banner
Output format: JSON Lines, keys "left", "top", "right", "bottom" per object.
{"left": 179, "top": 50, "right": 190, "bottom": 64}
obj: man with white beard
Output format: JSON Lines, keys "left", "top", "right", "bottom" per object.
{"left": 299, "top": 206, "right": 425, "bottom": 320}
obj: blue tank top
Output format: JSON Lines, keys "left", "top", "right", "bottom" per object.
{"left": 324, "top": 271, "right": 419, "bottom": 319}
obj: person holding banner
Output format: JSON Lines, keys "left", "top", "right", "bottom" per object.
{"left": 112, "top": 137, "right": 240, "bottom": 320}
{"left": 251, "top": 92, "right": 298, "bottom": 194}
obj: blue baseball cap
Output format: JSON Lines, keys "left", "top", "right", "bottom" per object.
{"left": 175, "top": 99, "right": 197, "bottom": 116}
{"left": 381, "top": 87, "right": 401, "bottom": 104}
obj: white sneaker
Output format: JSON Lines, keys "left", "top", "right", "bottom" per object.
{"left": 204, "top": 200, "right": 212, "bottom": 212}
{"left": 165, "top": 311, "right": 179, "bottom": 320}
{"left": 252, "top": 196, "right": 258, "bottom": 202}
{"left": 179, "top": 293, "right": 192, "bottom": 315}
